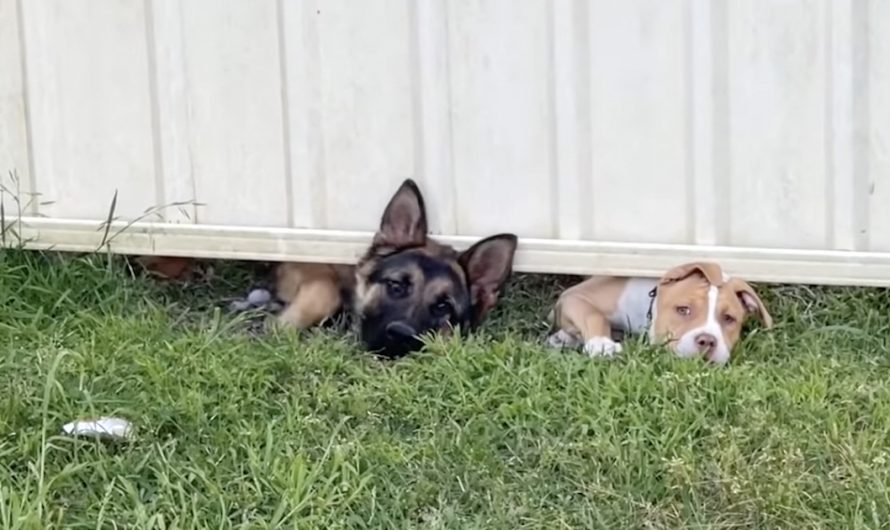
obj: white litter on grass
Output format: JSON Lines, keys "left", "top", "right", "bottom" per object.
{"left": 229, "top": 288, "right": 276, "bottom": 313}
{"left": 62, "top": 417, "right": 134, "bottom": 441}
{"left": 246, "top": 288, "right": 272, "bottom": 307}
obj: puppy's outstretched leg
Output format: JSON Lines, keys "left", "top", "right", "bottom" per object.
{"left": 274, "top": 263, "right": 346, "bottom": 330}
{"left": 276, "top": 279, "right": 342, "bottom": 329}
{"left": 551, "top": 295, "right": 622, "bottom": 358}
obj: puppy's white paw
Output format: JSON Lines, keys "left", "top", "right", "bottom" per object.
{"left": 583, "top": 336, "right": 622, "bottom": 358}
{"left": 547, "top": 329, "right": 581, "bottom": 349}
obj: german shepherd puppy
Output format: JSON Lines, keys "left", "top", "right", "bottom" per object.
{"left": 273, "top": 179, "right": 518, "bottom": 357}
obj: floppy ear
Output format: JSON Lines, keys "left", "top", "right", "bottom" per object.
{"left": 458, "top": 234, "right": 518, "bottom": 325}
{"left": 373, "top": 179, "right": 427, "bottom": 249}
{"left": 659, "top": 261, "right": 726, "bottom": 286}
{"left": 730, "top": 278, "right": 773, "bottom": 329}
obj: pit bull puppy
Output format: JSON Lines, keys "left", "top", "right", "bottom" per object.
{"left": 547, "top": 262, "right": 773, "bottom": 365}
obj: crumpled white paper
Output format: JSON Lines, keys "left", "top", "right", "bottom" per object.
{"left": 62, "top": 416, "right": 134, "bottom": 441}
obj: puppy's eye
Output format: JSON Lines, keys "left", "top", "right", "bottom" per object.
{"left": 675, "top": 306, "right": 691, "bottom": 316}
{"left": 722, "top": 314, "right": 737, "bottom": 325}
{"left": 431, "top": 300, "right": 452, "bottom": 318}
{"left": 385, "top": 279, "right": 407, "bottom": 298}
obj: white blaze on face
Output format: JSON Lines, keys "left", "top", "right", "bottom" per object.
{"left": 673, "top": 285, "right": 731, "bottom": 365}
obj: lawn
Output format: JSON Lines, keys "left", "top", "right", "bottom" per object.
{"left": 2, "top": 249, "right": 890, "bottom": 529}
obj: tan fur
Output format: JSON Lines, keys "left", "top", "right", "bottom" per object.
{"left": 274, "top": 263, "right": 354, "bottom": 329}
{"left": 549, "top": 261, "right": 772, "bottom": 362}
{"left": 651, "top": 272, "right": 743, "bottom": 348}
{"left": 553, "top": 277, "right": 628, "bottom": 341}
{"left": 660, "top": 261, "right": 726, "bottom": 287}
{"left": 728, "top": 277, "right": 773, "bottom": 329}
{"left": 652, "top": 263, "right": 772, "bottom": 351}
{"left": 273, "top": 238, "right": 510, "bottom": 336}
{"left": 272, "top": 235, "right": 499, "bottom": 334}
{"left": 276, "top": 226, "right": 506, "bottom": 331}
{"left": 270, "top": 180, "right": 517, "bottom": 357}
{"left": 351, "top": 240, "right": 466, "bottom": 317}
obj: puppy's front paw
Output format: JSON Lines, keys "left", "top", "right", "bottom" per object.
{"left": 583, "top": 336, "right": 622, "bottom": 358}
{"left": 547, "top": 329, "right": 580, "bottom": 349}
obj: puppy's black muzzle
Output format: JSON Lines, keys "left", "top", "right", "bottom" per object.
{"left": 362, "top": 320, "right": 424, "bottom": 358}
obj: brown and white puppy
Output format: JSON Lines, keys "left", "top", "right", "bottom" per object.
{"left": 274, "top": 179, "right": 518, "bottom": 358}
{"left": 547, "top": 262, "right": 773, "bottom": 365}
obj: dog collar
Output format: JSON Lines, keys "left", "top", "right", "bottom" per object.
{"left": 646, "top": 286, "right": 657, "bottom": 324}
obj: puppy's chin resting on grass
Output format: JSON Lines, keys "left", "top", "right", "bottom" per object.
{"left": 548, "top": 261, "right": 773, "bottom": 365}
{"left": 272, "top": 179, "right": 518, "bottom": 358}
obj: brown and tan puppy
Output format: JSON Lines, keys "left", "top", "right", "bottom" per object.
{"left": 547, "top": 262, "right": 773, "bottom": 364}
{"left": 274, "top": 179, "right": 518, "bottom": 358}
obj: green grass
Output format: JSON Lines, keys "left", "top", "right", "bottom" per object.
{"left": 2, "top": 249, "right": 890, "bottom": 529}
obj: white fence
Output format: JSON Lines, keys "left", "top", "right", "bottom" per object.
{"left": 1, "top": 0, "right": 889, "bottom": 286}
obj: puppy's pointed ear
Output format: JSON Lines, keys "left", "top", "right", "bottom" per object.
{"left": 373, "top": 179, "right": 428, "bottom": 249}
{"left": 459, "top": 234, "right": 518, "bottom": 325}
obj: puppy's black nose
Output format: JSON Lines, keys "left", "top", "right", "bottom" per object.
{"left": 385, "top": 322, "right": 417, "bottom": 341}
